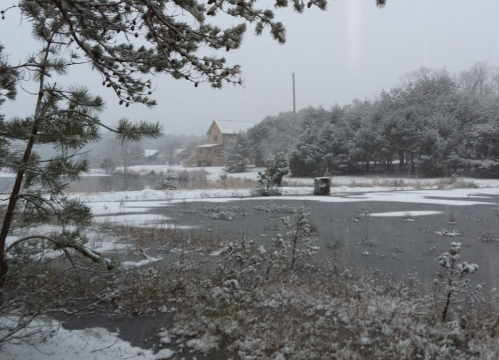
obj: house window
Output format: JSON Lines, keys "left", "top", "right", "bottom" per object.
{"left": 214, "top": 135, "right": 218, "bottom": 141}
{"left": 207, "top": 148, "right": 212, "bottom": 154}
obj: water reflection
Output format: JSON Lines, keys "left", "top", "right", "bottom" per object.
{"left": 69, "top": 175, "right": 159, "bottom": 192}
{"left": 0, "top": 175, "right": 159, "bottom": 193}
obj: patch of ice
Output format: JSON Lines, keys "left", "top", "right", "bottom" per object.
{"left": 370, "top": 211, "right": 442, "bottom": 217}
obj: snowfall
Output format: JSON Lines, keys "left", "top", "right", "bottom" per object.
{"left": 2, "top": 165, "right": 499, "bottom": 359}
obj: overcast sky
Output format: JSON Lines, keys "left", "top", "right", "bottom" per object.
{"left": 2, "top": 0, "right": 499, "bottom": 135}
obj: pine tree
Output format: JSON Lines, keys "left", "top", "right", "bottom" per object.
{"left": 255, "top": 152, "right": 289, "bottom": 196}
{"left": 224, "top": 132, "right": 254, "bottom": 173}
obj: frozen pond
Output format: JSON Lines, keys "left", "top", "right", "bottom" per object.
{"left": 92, "top": 190, "right": 499, "bottom": 289}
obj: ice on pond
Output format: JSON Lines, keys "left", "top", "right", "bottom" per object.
{"left": 370, "top": 211, "right": 442, "bottom": 217}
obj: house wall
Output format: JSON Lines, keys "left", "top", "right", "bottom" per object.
{"left": 211, "top": 155, "right": 224, "bottom": 166}
{"left": 207, "top": 125, "right": 223, "bottom": 145}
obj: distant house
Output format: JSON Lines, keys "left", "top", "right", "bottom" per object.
{"left": 183, "top": 120, "right": 255, "bottom": 167}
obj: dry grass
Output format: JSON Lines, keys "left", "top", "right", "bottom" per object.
{"left": 102, "top": 222, "right": 229, "bottom": 255}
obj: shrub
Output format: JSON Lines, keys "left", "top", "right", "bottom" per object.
{"left": 254, "top": 152, "right": 289, "bottom": 196}
{"left": 435, "top": 242, "right": 479, "bottom": 322}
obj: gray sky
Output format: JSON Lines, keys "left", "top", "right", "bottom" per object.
{"left": 2, "top": 0, "right": 499, "bottom": 135}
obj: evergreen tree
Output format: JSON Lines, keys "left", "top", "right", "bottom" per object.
{"left": 255, "top": 152, "right": 289, "bottom": 196}
{"left": 224, "top": 132, "right": 254, "bottom": 173}
{"left": 288, "top": 107, "right": 333, "bottom": 177}
{"left": 247, "top": 111, "right": 300, "bottom": 166}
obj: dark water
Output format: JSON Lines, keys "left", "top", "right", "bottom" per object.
{"left": 136, "top": 196, "right": 499, "bottom": 289}
{"left": 0, "top": 175, "right": 159, "bottom": 193}
{"left": 50, "top": 193, "right": 499, "bottom": 357}
{"left": 70, "top": 175, "right": 160, "bottom": 192}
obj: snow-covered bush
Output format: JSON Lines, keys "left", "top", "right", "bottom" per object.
{"left": 254, "top": 152, "right": 289, "bottom": 196}
{"left": 435, "top": 242, "right": 479, "bottom": 322}
{"left": 218, "top": 238, "right": 262, "bottom": 284}
{"left": 282, "top": 210, "right": 319, "bottom": 269}
{"left": 253, "top": 202, "right": 299, "bottom": 213}
{"left": 203, "top": 205, "right": 247, "bottom": 220}
{"left": 263, "top": 233, "right": 289, "bottom": 280}
{"left": 260, "top": 209, "right": 319, "bottom": 275}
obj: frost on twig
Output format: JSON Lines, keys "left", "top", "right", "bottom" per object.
{"left": 435, "top": 242, "right": 479, "bottom": 322}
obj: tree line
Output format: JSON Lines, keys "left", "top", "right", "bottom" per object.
{"left": 235, "top": 64, "right": 499, "bottom": 178}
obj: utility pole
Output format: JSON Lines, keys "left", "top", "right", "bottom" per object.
{"left": 292, "top": 73, "right": 296, "bottom": 119}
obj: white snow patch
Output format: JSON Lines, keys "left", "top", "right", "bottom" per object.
{"left": 0, "top": 317, "right": 175, "bottom": 360}
{"left": 158, "top": 329, "right": 172, "bottom": 344}
{"left": 5, "top": 235, "right": 18, "bottom": 248}
{"left": 121, "top": 255, "right": 163, "bottom": 269}
{"left": 210, "top": 249, "right": 223, "bottom": 256}
{"left": 370, "top": 211, "right": 442, "bottom": 217}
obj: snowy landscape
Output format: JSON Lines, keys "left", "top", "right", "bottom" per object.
{"left": 3, "top": 164, "right": 499, "bottom": 359}
{"left": 3, "top": 0, "right": 499, "bottom": 359}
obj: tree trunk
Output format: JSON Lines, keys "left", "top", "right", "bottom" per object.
{"left": 0, "top": 96, "right": 45, "bottom": 289}
{"left": 410, "top": 151, "right": 415, "bottom": 174}
{"left": 0, "top": 49, "right": 49, "bottom": 290}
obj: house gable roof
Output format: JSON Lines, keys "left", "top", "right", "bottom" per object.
{"left": 206, "top": 120, "right": 256, "bottom": 135}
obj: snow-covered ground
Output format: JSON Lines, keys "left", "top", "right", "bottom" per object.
{"left": 0, "top": 318, "right": 175, "bottom": 360}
